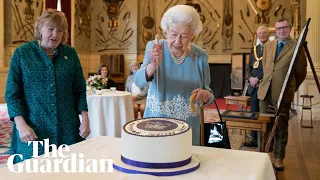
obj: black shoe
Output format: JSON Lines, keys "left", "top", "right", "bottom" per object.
{"left": 275, "top": 159, "right": 285, "bottom": 171}
{"left": 243, "top": 142, "right": 258, "bottom": 147}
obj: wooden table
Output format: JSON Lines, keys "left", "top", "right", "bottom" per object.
{"left": 222, "top": 114, "right": 271, "bottom": 152}
{"left": 224, "top": 96, "right": 250, "bottom": 111}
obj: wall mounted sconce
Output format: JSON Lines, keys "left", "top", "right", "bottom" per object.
{"left": 103, "top": 0, "right": 125, "bottom": 32}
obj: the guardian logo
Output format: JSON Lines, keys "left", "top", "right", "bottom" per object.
{"left": 7, "top": 139, "right": 113, "bottom": 173}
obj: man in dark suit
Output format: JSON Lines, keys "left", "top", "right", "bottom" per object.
{"left": 245, "top": 26, "right": 270, "bottom": 148}
{"left": 257, "top": 18, "right": 307, "bottom": 170}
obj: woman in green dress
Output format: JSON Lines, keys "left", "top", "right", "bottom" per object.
{"left": 5, "top": 9, "right": 91, "bottom": 164}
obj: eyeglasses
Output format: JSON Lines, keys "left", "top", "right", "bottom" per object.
{"left": 276, "top": 26, "right": 289, "bottom": 31}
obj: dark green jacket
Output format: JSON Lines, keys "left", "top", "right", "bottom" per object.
{"left": 5, "top": 41, "right": 88, "bottom": 163}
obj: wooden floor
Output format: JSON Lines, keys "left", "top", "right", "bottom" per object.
{"left": 277, "top": 116, "right": 320, "bottom": 180}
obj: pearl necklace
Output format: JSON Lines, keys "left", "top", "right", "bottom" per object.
{"left": 37, "top": 40, "right": 56, "bottom": 56}
{"left": 169, "top": 49, "right": 187, "bottom": 64}
{"left": 46, "top": 50, "right": 56, "bottom": 56}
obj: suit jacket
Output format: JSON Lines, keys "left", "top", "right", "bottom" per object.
{"left": 247, "top": 44, "right": 264, "bottom": 95}
{"left": 257, "top": 38, "right": 307, "bottom": 103}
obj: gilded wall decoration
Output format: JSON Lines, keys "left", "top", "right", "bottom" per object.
{"left": 11, "top": 0, "right": 44, "bottom": 44}
{"left": 139, "top": 0, "right": 222, "bottom": 54}
{"left": 141, "top": 0, "right": 156, "bottom": 45}
{"left": 93, "top": 0, "right": 134, "bottom": 51}
{"left": 137, "top": 0, "right": 299, "bottom": 55}
{"left": 75, "top": 0, "right": 92, "bottom": 38}
{"left": 222, "top": 0, "right": 233, "bottom": 51}
{"left": 232, "top": 0, "right": 296, "bottom": 53}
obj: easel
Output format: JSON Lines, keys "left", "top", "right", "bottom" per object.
{"left": 304, "top": 41, "right": 320, "bottom": 99}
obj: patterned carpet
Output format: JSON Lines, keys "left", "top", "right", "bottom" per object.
{"left": 0, "top": 105, "right": 11, "bottom": 168}
{"left": 0, "top": 107, "right": 258, "bottom": 168}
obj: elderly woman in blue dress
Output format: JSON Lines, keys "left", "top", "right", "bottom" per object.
{"left": 133, "top": 5, "right": 214, "bottom": 145}
{"left": 126, "top": 61, "right": 149, "bottom": 119}
{"left": 5, "top": 9, "right": 90, "bottom": 164}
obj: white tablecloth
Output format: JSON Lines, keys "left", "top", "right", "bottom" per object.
{"left": 1, "top": 136, "right": 276, "bottom": 180}
{"left": 86, "top": 90, "right": 134, "bottom": 138}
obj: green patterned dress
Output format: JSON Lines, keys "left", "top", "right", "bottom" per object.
{"left": 5, "top": 41, "right": 88, "bottom": 164}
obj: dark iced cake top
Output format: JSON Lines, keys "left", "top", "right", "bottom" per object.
{"left": 123, "top": 118, "right": 190, "bottom": 137}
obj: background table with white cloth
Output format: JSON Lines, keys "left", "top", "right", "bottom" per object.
{"left": 1, "top": 136, "right": 276, "bottom": 180}
{"left": 86, "top": 90, "right": 134, "bottom": 138}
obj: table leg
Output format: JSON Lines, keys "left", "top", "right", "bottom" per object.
{"left": 261, "top": 132, "right": 265, "bottom": 152}
{"left": 244, "top": 130, "right": 247, "bottom": 143}
{"left": 261, "top": 123, "right": 267, "bottom": 152}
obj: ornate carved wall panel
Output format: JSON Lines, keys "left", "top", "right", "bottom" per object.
{"left": 5, "top": 0, "right": 44, "bottom": 45}
{"left": 90, "top": 0, "right": 137, "bottom": 52}
{"left": 136, "top": 0, "right": 301, "bottom": 55}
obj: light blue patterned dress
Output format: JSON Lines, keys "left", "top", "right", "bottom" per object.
{"left": 5, "top": 41, "right": 88, "bottom": 164}
{"left": 133, "top": 39, "right": 214, "bottom": 145}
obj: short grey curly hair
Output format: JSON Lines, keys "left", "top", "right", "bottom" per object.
{"left": 160, "top": 5, "right": 202, "bottom": 35}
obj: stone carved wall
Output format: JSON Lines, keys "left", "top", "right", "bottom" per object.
{"left": 136, "top": 0, "right": 301, "bottom": 54}
{"left": 5, "top": 0, "right": 44, "bottom": 45}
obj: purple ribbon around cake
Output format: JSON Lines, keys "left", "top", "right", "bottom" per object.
{"left": 113, "top": 163, "right": 200, "bottom": 176}
{"left": 121, "top": 155, "right": 192, "bottom": 169}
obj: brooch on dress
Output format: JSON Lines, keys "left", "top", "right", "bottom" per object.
{"left": 64, "top": 56, "right": 68, "bottom": 60}
{"left": 193, "top": 51, "right": 199, "bottom": 61}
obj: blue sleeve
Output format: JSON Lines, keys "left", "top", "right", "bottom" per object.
{"left": 133, "top": 41, "right": 154, "bottom": 88}
{"left": 201, "top": 50, "right": 215, "bottom": 106}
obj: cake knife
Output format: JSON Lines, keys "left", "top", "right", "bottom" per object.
{"left": 155, "top": 34, "right": 159, "bottom": 101}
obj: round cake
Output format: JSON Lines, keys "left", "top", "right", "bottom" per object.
{"left": 121, "top": 118, "right": 192, "bottom": 168}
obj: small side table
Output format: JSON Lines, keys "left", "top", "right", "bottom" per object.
{"left": 224, "top": 96, "right": 250, "bottom": 111}
{"left": 224, "top": 96, "right": 251, "bottom": 138}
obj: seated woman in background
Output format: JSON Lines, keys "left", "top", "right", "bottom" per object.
{"left": 126, "top": 61, "right": 149, "bottom": 119}
{"left": 97, "top": 64, "right": 116, "bottom": 89}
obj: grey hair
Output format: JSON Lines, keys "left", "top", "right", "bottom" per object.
{"left": 257, "top": 26, "right": 269, "bottom": 33}
{"left": 160, "top": 5, "right": 202, "bottom": 35}
{"left": 129, "top": 60, "right": 140, "bottom": 67}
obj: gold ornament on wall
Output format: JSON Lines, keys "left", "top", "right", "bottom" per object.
{"left": 75, "top": 0, "right": 92, "bottom": 38}
{"left": 103, "top": 0, "right": 125, "bottom": 32}
{"left": 95, "top": 0, "right": 134, "bottom": 51}
{"left": 11, "top": 0, "right": 44, "bottom": 44}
